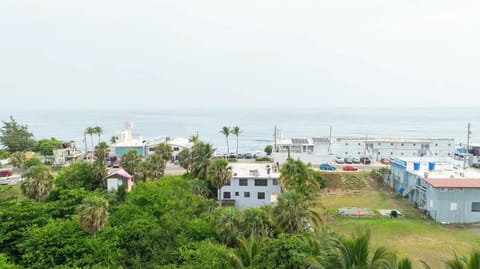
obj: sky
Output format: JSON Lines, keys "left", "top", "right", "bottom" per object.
{"left": 1, "top": 0, "right": 479, "bottom": 110}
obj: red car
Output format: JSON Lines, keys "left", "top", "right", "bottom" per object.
{"left": 0, "top": 168, "right": 13, "bottom": 177}
{"left": 342, "top": 165, "right": 358, "bottom": 171}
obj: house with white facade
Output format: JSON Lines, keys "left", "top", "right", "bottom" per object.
{"left": 52, "top": 141, "right": 82, "bottom": 166}
{"left": 220, "top": 163, "right": 281, "bottom": 208}
{"left": 387, "top": 157, "right": 480, "bottom": 224}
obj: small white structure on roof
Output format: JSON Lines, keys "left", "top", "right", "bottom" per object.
{"left": 220, "top": 163, "right": 281, "bottom": 209}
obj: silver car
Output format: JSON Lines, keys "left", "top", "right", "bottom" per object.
{"left": 335, "top": 156, "right": 345, "bottom": 164}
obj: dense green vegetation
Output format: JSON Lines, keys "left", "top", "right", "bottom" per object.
{"left": 1, "top": 119, "right": 479, "bottom": 268}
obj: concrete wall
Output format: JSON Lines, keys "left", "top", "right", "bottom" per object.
{"left": 220, "top": 177, "right": 281, "bottom": 209}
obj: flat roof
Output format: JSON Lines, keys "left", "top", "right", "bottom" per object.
{"left": 396, "top": 157, "right": 480, "bottom": 181}
{"left": 424, "top": 178, "right": 480, "bottom": 188}
{"left": 230, "top": 162, "right": 280, "bottom": 178}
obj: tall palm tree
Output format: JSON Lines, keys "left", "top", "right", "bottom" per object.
{"left": 220, "top": 126, "right": 230, "bottom": 157}
{"left": 445, "top": 249, "right": 480, "bottom": 269}
{"left": 146, "top": 153, "right": 166, "bottom": 179}
{"left": 178, "top": 148, "right": 192, "bottom": 171}
{"left": 85, "top": 127, "right": 95, "bottom": 160}
{"left": 190, "top": 142, "right": 215, "bottom": 180}
{"left": 231, "top": 126, "right": 242, "bottom": 158}
{"left": 94, "top": 142, "right": 109, "bottom": 162}
{"left": 76, "top": 195, "right": 109, "bottom": 237}
{"left": 93, "top": 142, "right": 109, "bottom": 189}
{"left": 94, "top": 126, "right": 103, "bottom": 144}
{"left": 21, "top": 164, "right": 53, "bottom": 201}
{"left": 207, "top": 158, "right": 232, "bottom": 206}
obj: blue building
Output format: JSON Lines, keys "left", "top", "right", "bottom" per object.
{"left": 387, "top": 157, "right": 480, "bottom": 224}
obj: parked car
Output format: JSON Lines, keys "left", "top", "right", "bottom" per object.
{"left": 352, "top": 156, "right": 360, "bottom": 164}
{"left": 380, "top": 158, "right": 391, "bottom": 165}
{"left": 360, "top": 157, "right": 371, "bottom": 164}
{"left": 237, "top": 153, "right": 244, "bottom": 159}
{"left": 0, "top": 177, "right": 9, "bottom": 185}
{"left": 344, "top": 157, "right": 353, "bottom": 164}
{"left": 244, "top": 153, "right": 253, "bottom": 159}
{"left": 342, "top": 165, "right": 358, "bottom": 171}
{"left": 335, "top": 156, "right": 345, "bottom": 164}
{"left": 0, "top": 168, "right": 13, "bottom": 177}
{"left": 472, "top": 163, "right": 480, "bottom": 168}
{"left": 320, "top": 164, "right": 336, "bottom": 170}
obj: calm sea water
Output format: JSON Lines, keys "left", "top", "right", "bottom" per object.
{"left": 0, "top": 107, "right": 478, "bottom": 153}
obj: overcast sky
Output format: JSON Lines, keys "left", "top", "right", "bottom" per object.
{"left": 1, "top": 0, "right": 479, "bottom": 110}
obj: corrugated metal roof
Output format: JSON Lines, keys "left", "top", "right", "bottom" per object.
{"left": 425, "top": 178, "right": 480, "bottom": 188}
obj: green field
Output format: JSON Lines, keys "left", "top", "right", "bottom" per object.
{"left": 319, "top": 171, "right": 480, "bottom": 268}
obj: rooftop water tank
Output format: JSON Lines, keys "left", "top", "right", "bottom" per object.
{"left": 413, "top": 162, "right": 420, "bottom": 171}
{"left": 428, "top": 162, "right": 435, "bottom": 171}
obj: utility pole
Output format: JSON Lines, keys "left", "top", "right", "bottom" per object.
{"left": 364, "top": 134, "right": 368, "bottom": 158}
{"left": 464, "top": 123, "right": 471, "bottom": 169}
{"left": 328, "top": 126, "right": 332, "bottom": 155}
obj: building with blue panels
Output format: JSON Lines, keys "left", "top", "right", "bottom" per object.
{"left": 387, "top": 157, "right": 480, "bottom": 224}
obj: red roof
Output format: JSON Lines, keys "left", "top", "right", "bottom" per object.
{"left": 425, "top": 178, "right": 480, "bottom": 188}
{"left": 106, "top": 168, "right": 132, "bottom": 179}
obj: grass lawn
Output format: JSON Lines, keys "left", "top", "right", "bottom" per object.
{"left": 0, "top": 184, "right": 23, "bottom": 199}
{"left": 318, "top": 171, "right": 480, "bottom": 268}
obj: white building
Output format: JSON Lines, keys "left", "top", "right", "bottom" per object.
{"left": 220, "top": 163, "right": 281, "bottom": 208}
{"left": 273, "top": 127, "right": 455, "bottom": 161}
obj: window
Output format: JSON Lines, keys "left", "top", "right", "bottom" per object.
{"left": 391, "top": 143, "right": 394, "bottom": 146}
{"left": 235, "top": 192, "right": 239, "bottom": 196}
{"left": 472, "top": 202, "right": 480, "bottom": 212}
{"left": 435, "top": 143, "right": 438, "bottom": 146}
{"left": 149, "top": 147, "right": 155, "bottom": 152}
{"left": 173, "top": 147, "right": 180, "bottom": 151}
{"left": 413, "top": 144, "right": 416, "bottom": 147}
{"left": 450, "top": 203, "right": 457, "bottom": 211}
{"left": 378, "top": 143, "right": 381, "bottom": 146}
{"left": 255, "top": 179, "right": 268, "bottom": 186}
{"left": 357, "top": 152, "right": 360, "bottom": 155}
{"left": 273, "top": 179, "right": 279, "bottom": 185}
{"left": 435, "top": 153, "right": 438, "bottom": 156}
{"left": 239, "top": 178, "right": 248, "bottom": 186}
{"left": 345, "top": 152, "right": 348, "bottom": 155}
{"left": 244, "top": 192, "right": 250, "bottom": 198}
{"left": 257, "top": 192, "right": 265, "bottom": 199}
{"left": 390, "top": 152, "right": 393, "bottom": 155}
{"left": 401, "top": 153, "right": 404, "bottom": 155}
{"left": 401, "top": 143, "right": 404, "bottom": 146}
{"left": 448, "top": 144, "right": 451, "bottom": 146}
{"left": 358, "top": 143, "right": 361, "bottom": 146}
{"left": 223, "top": 192, "right": 231, "bottom": 199}
{"left": 345, "top": 143, "right": 348, "bottom": 145}
{"left": 448, "top": 153, "right": 451, "bottom": 156}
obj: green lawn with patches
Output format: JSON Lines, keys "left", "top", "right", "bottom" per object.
{"left": 318, "top": 171, "right": 480, "bottom": 268}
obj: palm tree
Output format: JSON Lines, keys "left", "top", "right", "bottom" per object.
{"left": 330, "top": 231, "right": 395, "bottom": 269}
{"left": 154, "top": 141, "right": 173, "bottom": 162}
{"left": 445, "top": 249, "right": 480, "bottom": 269}
{"left": 9, "top": 151, "right": 26, "bottom": 172}
{"left": 189, "top": 179, "right": 210, "bottom": 198}
{"left": 236, "top": 236, "right": 264, "bottom": 267}
{"left": 21, "top": 165, "right": 53, "bottom": 201}
{"left": 231, "top": 126, "right": 242, "bottom": 158}
{"left": 189, "top": 134, "right": 200, "bottom": 144}
{"left": 178, "top": 148, "right": 192, "bottom": 171}
{"left": 121, "top": 150, "right": 141, "bottom": 176}
{"left": 110, "top": 136, "right": 118, "bottom": 144}
{"left": 76, "top": 195, "right": 109, "bottom": 236}
{"left": 94, "top": 142, "right": 109, "bottom": 162}
{"left": 85, "top": 127, "right": 95, "bottom": 160}
{"left": 220, "top": 126, "right": 230, "bottom": 157}
{"left": 280, "top": 158, "right": 320, "bottom": 200}
{"left": 146, "top": 153, "right": 166, "bottom": 179}
{"left": 239, "top": 206, "right": 275, "bottom": 238}
{"left": 272, "top": 191, "right": 314, "bottom": 234}
{"left": 94, "top": 126, "right": 103, "bottom": 144}
{"left": 215, "top": 206, "right": 240, "bottom": 246}
{"left": 207, "top": 158, "right": 232, "bottom": 207}
{"left": 190, "top": 142, "right": 215, "bottom": 180}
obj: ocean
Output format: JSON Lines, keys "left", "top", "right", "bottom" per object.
{"left": 0, "top": 107, "right": 478, "bottom": 153}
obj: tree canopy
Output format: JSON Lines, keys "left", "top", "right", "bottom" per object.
{"left": 0, "top": 116, "right": 36, "bottom": 152}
